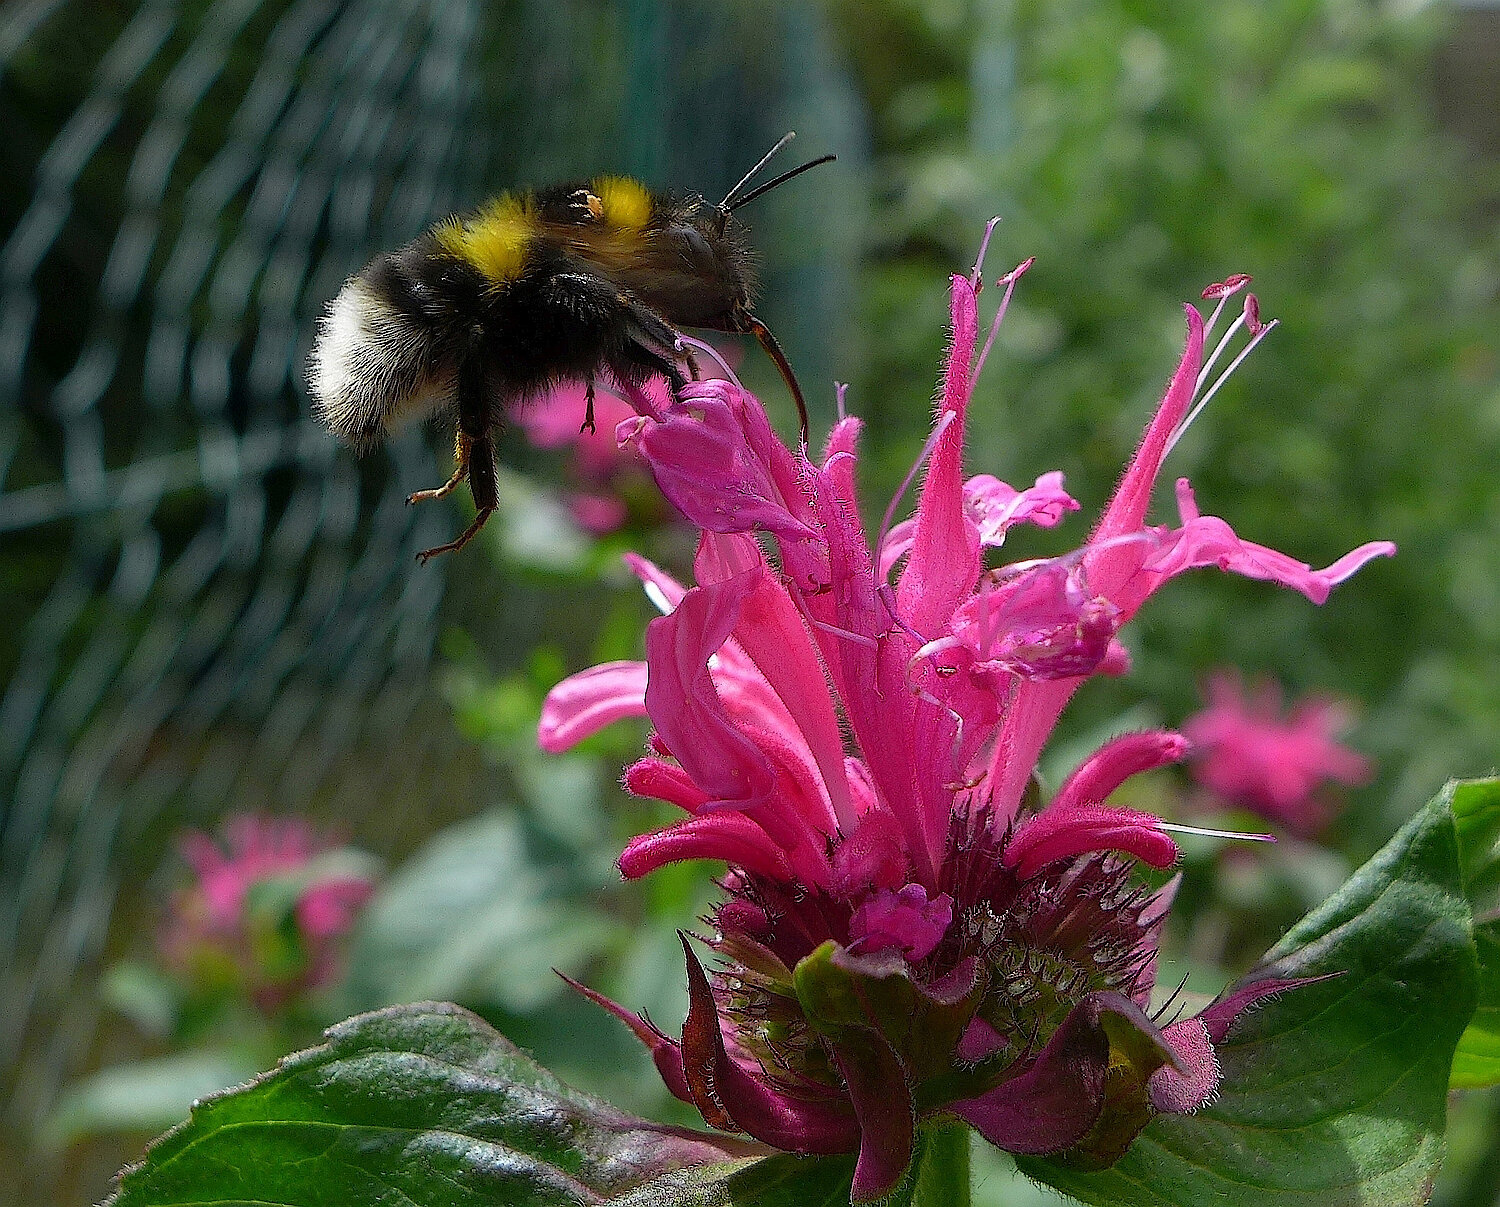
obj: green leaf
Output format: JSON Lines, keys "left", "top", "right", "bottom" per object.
{"left": 1448, "top": 777, "right": 1500, "bottom": 1088}
{"left": 107, "top": 1001, "right": 759, "bottom": 1207}
{"left": 340, "top": 811, "right": 622, "bottom": 1014}
{"left": 1019, "top": 782, "right": 1478, "bottom": 1207}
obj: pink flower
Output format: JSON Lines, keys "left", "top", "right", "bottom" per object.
{"left": 539, "top": 246, "right": 1394, "bottom": 1199}
{"left": 162, "top": 814, "right": 376, "bottom": 1009}
{"left": 1183, "top": 670, "right": 1374, "bottom": 835}
{"left": 517, "top": 346, "right": 741, "bottom": 534}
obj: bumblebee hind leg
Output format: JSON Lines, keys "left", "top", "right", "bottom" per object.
{"left": 414, "top": 349, "right": 500, "bottom": 564}
{"left": 415, "top": 431, "right": 498, "bottom": 564}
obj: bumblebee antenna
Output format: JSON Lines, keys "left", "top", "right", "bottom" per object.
{"left": 721, "top": 131, "right": 798, "bottom": 209}
{"left": 744, "top": 314, "right": 810, "bottom": 447}
{"left": 727, "top": 154, "right": 837, "bottom": 212}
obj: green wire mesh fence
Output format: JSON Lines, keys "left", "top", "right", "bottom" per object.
{"left": 0, "top": 2, "right": 861, "bottom": 1199}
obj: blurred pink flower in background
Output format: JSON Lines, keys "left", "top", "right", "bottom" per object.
{"left": 517, "top": 346, "right": 739, "bottom": 535}
{"left": 1183, "top": 671, "right": 1373, "bottom": 836}
{"left": 162, "top": 814, "right": 376, "bottom": 1010}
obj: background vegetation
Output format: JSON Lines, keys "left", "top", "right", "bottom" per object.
{"left": 2, "top": 1, "right": 1497, "bottom": 1204}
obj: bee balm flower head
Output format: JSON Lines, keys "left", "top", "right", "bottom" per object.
{"left": 541, "top": 240, "right": 1394, "bottom": 1200}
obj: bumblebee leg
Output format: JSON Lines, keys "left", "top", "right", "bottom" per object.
{"left": 415, "top": 507, "right": 495, "bottom": 564}
{"left": 580, "top": 377, "right": 596, "bottom": 435}
{"left": 619, "top": 340, "right": 687, "bottom": 399}
{"left": 415, "top": 432, "right": 498, "bottom": 563}
{"left": 407, "top": 430, "right": 471, "bottom": 505}
{"left": 619, "top": 299, "right": 692, "bottom": 399}
{"left": 683, "top": 347, "right": 702, "bottom": 381}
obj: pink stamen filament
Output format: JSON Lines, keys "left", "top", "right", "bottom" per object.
{"left": 970, "top": 216, "right": 1003, "bottom": 287}
{"left": 808, "top": 616, "right": 881, "bottom": 652}
{"left": 1196, "top": 308, "right": 1248, "bottom": 393}
{"left": 678, "top": 334, "right": 744, "bottom": 390}
{"left": 1164, "top": 316, "right": 1279, "bottom": 459}
{"left": 971, "top": 258, "right": 1033, "bottom": 385}
{"left": 835, "top": 381, "right": 849, "bottom": 422}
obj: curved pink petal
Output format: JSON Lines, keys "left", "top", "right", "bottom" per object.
{"left": 953, "top": 561, "right": 1120, "bottom": 681}
{"left": 1050, "top": 730, "right": 1190, "bottom": 813}
{"left": 966, "top": 471, "right": 1079, "bottom": 544}
{"left": 538, "top": 661, "right": 648, "bottom": 753}
{"left": 633, "top": 382, "right": 816, "bottom": 541}
{"left": 1004, "top": 805, "right": 1180, "bottom": 880}
{"left": 1093, "top": 306, "right": 1205, "bottom": 549}
{"left": 619, "top": 813, "right": 793, "bottom": 880}
{"left": 623, "top": 758, "right": 708, "bottom": 812}
{"left": 644, "top": 581, "right": 777, "bottom": 810}
{"left": 1144, "top": 480, "right": 1398, "bottom": 606}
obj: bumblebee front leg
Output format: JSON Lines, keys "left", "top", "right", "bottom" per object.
{"left": 620, "top": 298, "right": 691, "bottom": 400}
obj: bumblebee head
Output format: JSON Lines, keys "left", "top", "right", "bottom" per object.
{"left": 641, "top": 141, "right": 837, "bottom": 333}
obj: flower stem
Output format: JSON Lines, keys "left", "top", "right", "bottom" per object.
{"left": 909, "top": 1121, "right": 971, "bottom": 1207}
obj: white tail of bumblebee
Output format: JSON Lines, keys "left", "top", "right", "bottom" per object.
{"left": 308, "top": 274, "right": 451, "bottom": 452}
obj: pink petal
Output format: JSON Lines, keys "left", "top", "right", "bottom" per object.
{"left": 632, "top": 382, "right": 816, "bottom": 541}
{"left": 294, "top": 878, "right": 373, "bottom": 939}
{"left": 1093, "top": 306, "right": 1205, "bottom": 548}
{"left": 567, "top": 492, "right": 628, "bottom": 535}
{"left": 1050, "top": 730, "right": 1190, "bottom": 813}
{"left": 848, "top": 883, "right": 953, "bottom": 961}
{"left": 831, "top": 809, "right": 910, "bottom": 896}
{"left": 1146, "top": 480, "right": 1397, "bottom": 606}
{"left": 952, "top": 561, "right": 1120, "bottom": 681}
{"left": 1004, "top": 805, "right": 1180, "bottom": 880}
{"left": 538, "top": 661, "right": 648, "bottom": 753}
{"left": 623, "top": 758, "right": 708, "bottom": 812}
{"left": 619, "top": 812, "right": 793, "bottom": 880}
{"left": 965, "top": 471, "right": 1079, "bottom": 544}
{"left": 895, "top": 274, "right": 982, "bottom": 636}
{"left": 644, "top": 581, "right": 777, "bottom": 810}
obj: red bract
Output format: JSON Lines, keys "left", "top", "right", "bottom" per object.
{"left": 1184, "top": 669, "right": 1374, "bottom": 835}
{"left": 539, "top": 249, "right": 1394, "bottom": 1199}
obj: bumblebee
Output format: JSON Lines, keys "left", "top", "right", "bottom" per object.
{"left": 308, "top": 135, "right": 833, "bottom": 562}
